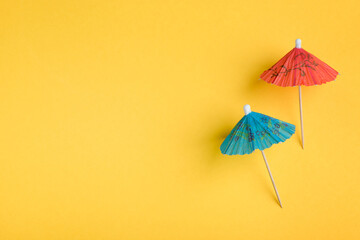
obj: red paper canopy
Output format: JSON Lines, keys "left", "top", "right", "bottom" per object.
{"left": 260, "top": 48, "right": 339, "bottom": 87}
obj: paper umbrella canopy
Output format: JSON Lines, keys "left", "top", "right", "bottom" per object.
{"left": 220, "top": 106, "right": 295, "bottom": 155}
{"left": 260, "top": 39, "right": 338, "bottom": 87}
{"left": 220, "top": 105, "right": 295, "bottom": 207}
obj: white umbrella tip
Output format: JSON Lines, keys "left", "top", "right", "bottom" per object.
{"left": 295, "top": 39, "right": 302, "bottom": 48}
{"left": 243, "top": 104, "right": 251, "bottom": 115}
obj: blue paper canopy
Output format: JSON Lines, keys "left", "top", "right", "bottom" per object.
{"left": 220, "top": 111, "right": 295, "bottom": 155}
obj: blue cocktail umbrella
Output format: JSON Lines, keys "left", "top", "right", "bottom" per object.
{"left": 220, "top": 105, "right": 295, "bottom": 207}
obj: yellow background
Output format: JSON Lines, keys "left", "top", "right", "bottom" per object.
{"left": 0, "top": 0, "right": 359, "bottom": 239}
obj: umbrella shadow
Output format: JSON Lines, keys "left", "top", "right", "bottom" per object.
{"left": 244, "top": 61, "right": 296, "bottom": 108}
{"left": 297, "top": 130, "right": 302, "bottom": 148}
{"left": 205, "top": 121, "right": 236, "bottom": 166}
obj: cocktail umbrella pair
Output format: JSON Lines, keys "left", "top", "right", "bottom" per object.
{"left": 220, "top": 39, "right": 338, "bottom": 207}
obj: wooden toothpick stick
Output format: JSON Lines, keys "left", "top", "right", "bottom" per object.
{"left": 261, "top": 150, "right": 283, "bottom": 208}
{"left": 299, "top": 86, "right": 304, "bottom": 149}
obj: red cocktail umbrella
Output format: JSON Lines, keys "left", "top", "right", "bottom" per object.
{"left": 260, "top": 39, "right": 339, "bottom": 148}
